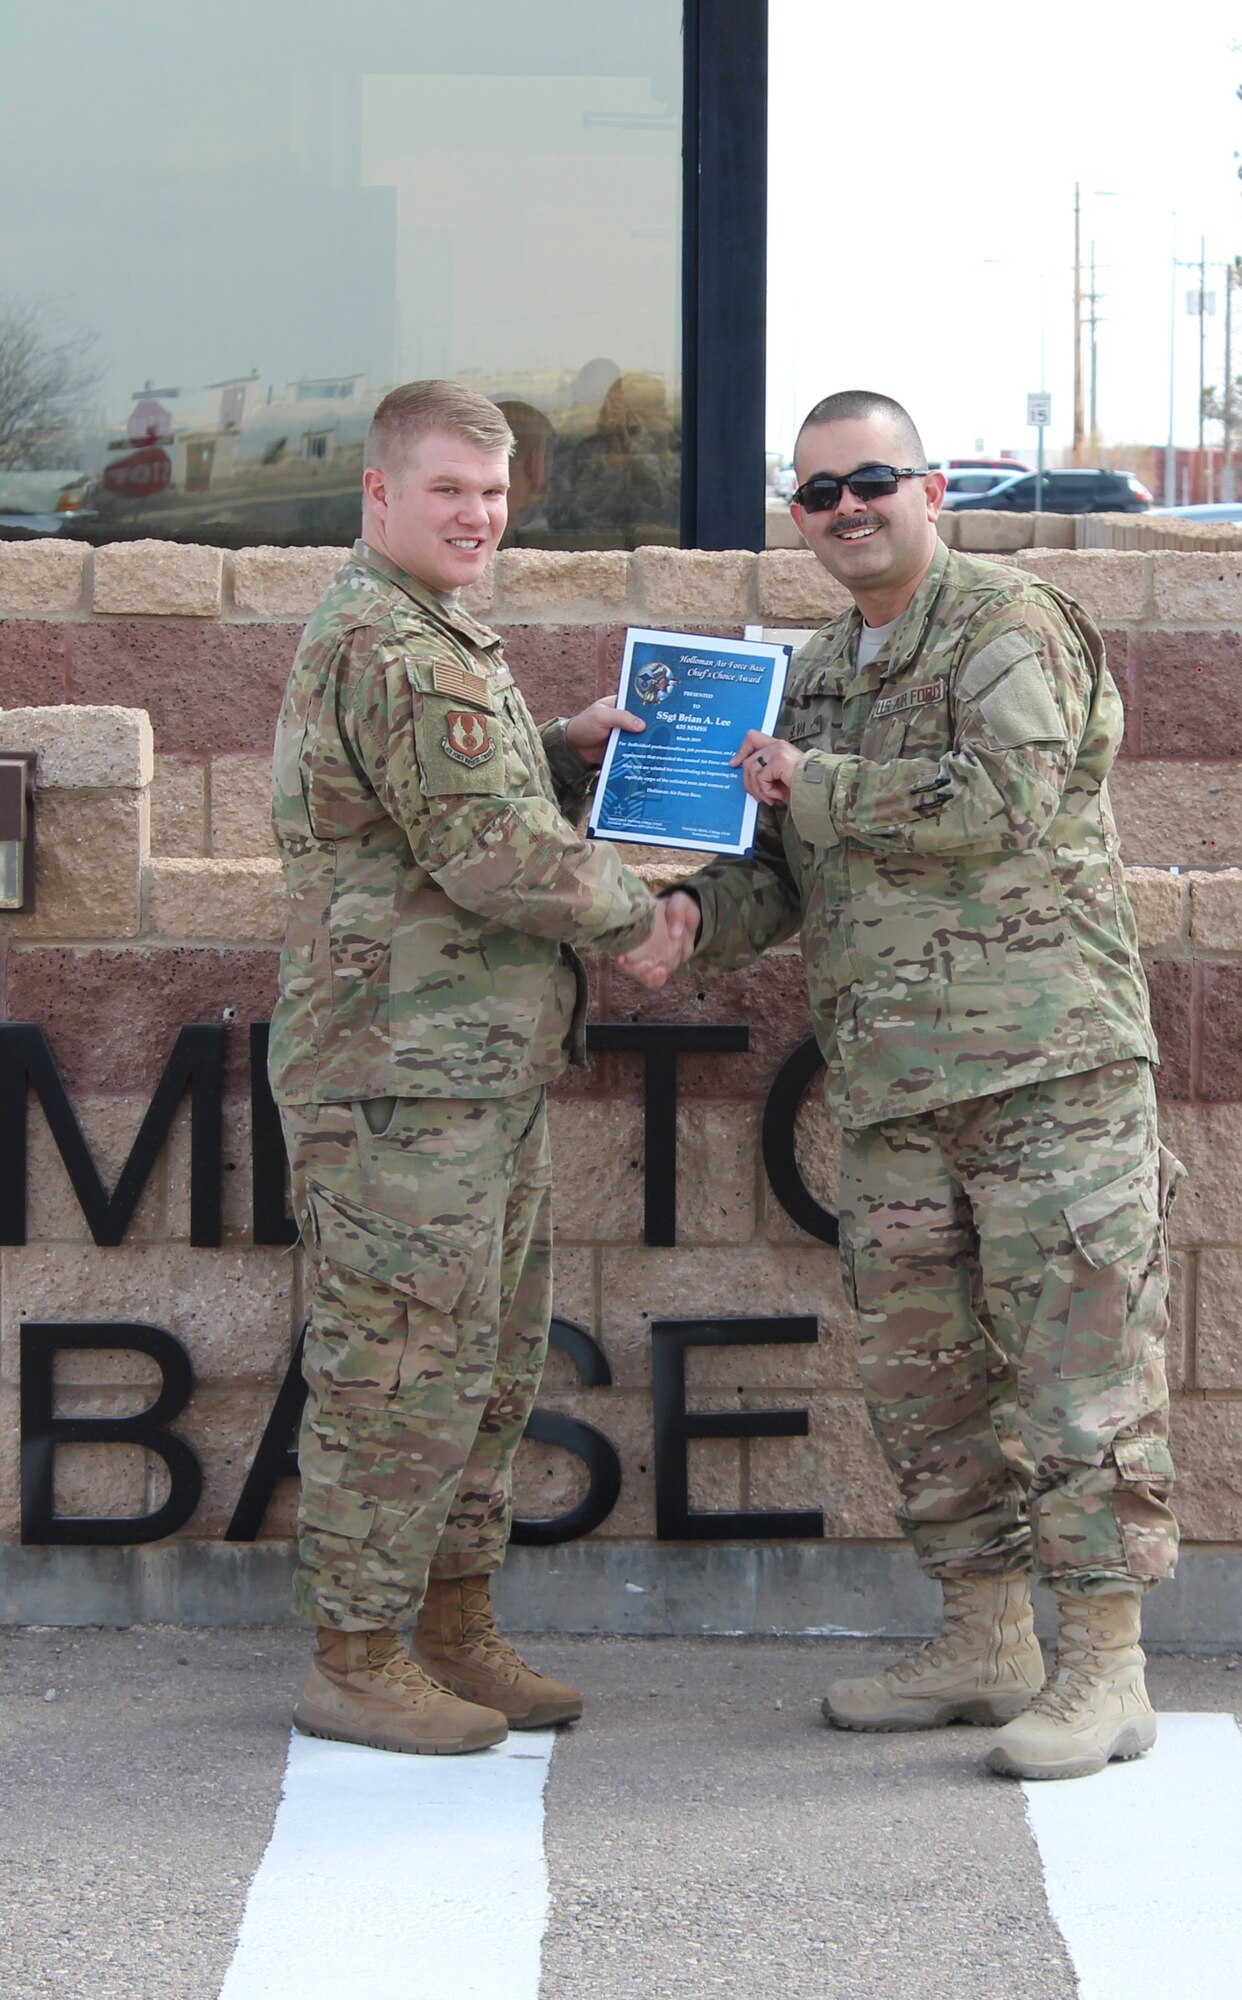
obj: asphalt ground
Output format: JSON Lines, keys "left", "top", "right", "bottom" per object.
{"left": 1, "top": 1627, "right": 1239, "bottom": 2000}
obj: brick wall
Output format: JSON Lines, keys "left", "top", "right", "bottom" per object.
{"left": 2, "top": 536, "right": 1241, "bottom": 1559}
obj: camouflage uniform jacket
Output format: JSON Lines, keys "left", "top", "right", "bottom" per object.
{"left": 269, "top": 540, "right": 654, "bottom": 1104}
{"left": 686, "top": 538, "right": 1157, "bottom": 1129}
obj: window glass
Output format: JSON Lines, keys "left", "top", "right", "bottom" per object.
{"left": 0, "top": 0, "right": 682, "bottom": 550}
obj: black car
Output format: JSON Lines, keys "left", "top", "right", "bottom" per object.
{"left": 951, "top": 467, "right": 1152, "bottom": 514}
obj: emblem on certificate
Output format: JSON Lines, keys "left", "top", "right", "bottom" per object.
{"left": 588, "top": 628, "right": 792, "bottom": 857}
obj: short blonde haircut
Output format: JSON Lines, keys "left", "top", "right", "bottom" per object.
{"left": 365, "top": 379, "right": 515, "bottom": 472}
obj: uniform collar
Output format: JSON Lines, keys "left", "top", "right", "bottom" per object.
{"left": 823, "top": 535, "right": 952, "bottom": 685}
{"left": 352, "top": 539, "right": 502, "bottom": 652}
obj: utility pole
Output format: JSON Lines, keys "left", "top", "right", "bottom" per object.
{"left": 1225, "top": 263, "right": 1235, "bottom": 502}
{"left": 1199, "top": 237, "right": 1208, "bottom": 467}
{"left": 1176, "top": 246, "right": 1217, "bottom": 503}
{"left": 1086, "top": 241, "right": 1105, "bottom": 451}
{"left": 1166, "top": 216, "right": 1178, "bottom": 507}
{"left": 1072, "top": 182, "right": 1084, "bottom": 463}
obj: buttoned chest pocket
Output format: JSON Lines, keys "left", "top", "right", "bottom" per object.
{"left": 786, "top": 667, "right": 849, "bottom": 755}
{"left": 495, "top": 687, "right": 548, "bottom": 793}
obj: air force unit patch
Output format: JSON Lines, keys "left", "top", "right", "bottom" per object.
{"left": 441, "top": 709, "right": 496, "bottom": 766}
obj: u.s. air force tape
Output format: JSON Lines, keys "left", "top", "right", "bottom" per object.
{"left": 871, "top": 676, "right": 947, "bottom": 719}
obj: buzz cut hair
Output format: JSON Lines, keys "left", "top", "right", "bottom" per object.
{"left": 796, "top": 390, "right": 927, "bottom": 468}
{"left": 365, "top": 379, "right": 516, "bottom": 472}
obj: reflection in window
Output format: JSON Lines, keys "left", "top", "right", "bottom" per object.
{"left": 0, "top": 1, "right": 682, "bottom": 551}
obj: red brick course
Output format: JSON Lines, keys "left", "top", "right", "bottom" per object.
{"left": 0, "top": 621, "right": 73, "bottom": 708}
{"left": 1146, "top": 959, "right": 1193, "bottom": 1101}
{"left": 66, "top": 623, "right": 302, "bottom": 756}
{"left": 1198, "top": 964, "right": 1242, "bottom": 1102}
{"left": 5, "top": 948, "right": 279, "bottom": 1097}
{"left": 595, "top": 952, "right": 814, "bottom": 1098}
{"left": 1126, "top": 631, "right": 1242, "bottom": 760}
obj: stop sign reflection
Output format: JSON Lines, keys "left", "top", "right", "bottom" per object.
{"left": 103, "top": 447, "right": 172, "bottom": 500}
{"left": 127, "top": 399, "right": 171, "bottom": 443}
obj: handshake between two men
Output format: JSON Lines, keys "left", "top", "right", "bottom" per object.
{"left": 614, "top": 725, "right": 803, "bottom": 990}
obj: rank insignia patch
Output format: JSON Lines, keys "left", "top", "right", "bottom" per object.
{"left": 441, "top": 710, "right": 496, "bottom": 766}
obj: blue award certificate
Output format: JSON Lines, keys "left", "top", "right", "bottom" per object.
{"left": 588, "top": 628, "right": 792, "bottom": 856}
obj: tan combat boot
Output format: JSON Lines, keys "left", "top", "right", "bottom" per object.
{"left": 822, "top": 1573, "right": 1044, "bottom": 1731}
{"left": 411, "top": 1575, "right": 583, "bottom": 1729}
{"left": 293, "top": 1627, "right": 508, "bottom": 1755}
{"left": 986, "top": 1588, "right": 1156, "bottom": 1780}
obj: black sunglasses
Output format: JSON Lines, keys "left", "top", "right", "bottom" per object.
{"left": 792, "top": 464, "right": 927, "bottom": 513}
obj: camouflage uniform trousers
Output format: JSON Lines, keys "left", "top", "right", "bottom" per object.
{"left": 837, "top": 1059, "right": 1181, "bottom": 1596}
{"left": 279, "top": 1088, "right": 552, "bottom": 1630}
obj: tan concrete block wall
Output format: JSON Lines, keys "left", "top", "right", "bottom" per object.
{"left": 1110, "top": 764, "right": 1242, "bottom": 868}
{"left": 2, "top": 789, "right": 148, "bottom": 940}
{"left": 23, "top": 1097, "right": 167, "bottom": 1243}
{"left": 0, "top": 539, "right": 88, "bottom": 614}
{"left": 0, "top": 705, "right": 153, "bottom": 789}
{"left": 1151, "top": 552, "right": 1242, "bottom": 623}
{"left": 1009, "top": 550, "right": 1152, "bottom": 625}
{"left": 210, "top": 755, "right": 277, "bottom": 859}
{"left": 630, "top": 548, "right": 756, "bottom": 625}
{"left": 0, "top": 1386, "right": 17, "bottom": 1541}
{"left": 93, "top": 541, "right": 224, "bottom": 618}
{"left": 494, "top": 550, "right": 630, "bottom": 616}
{"left": 1126, "top": 867, "right": 1185, "bottom": 949}
{"left": 2, "top": 552, "right": 1242, "bottom": 1559}
{"left": 149, "top": 756, "right": 207, "bottom": 857}
{"left": 145, "top": 859, "right": 283, "bottom": 942}
{"left": 232, "top": 547, "right": 345, "bottom": 618}
{"left": 1190, "top": 871, "right": 1242, "bottom": 951}
{"left": 0, "top": 1244, "right": 297, "bottom": 1385}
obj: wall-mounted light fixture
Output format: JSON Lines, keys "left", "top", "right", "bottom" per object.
{"left": 0, "top": 752, "right": 37, "bottom": 913}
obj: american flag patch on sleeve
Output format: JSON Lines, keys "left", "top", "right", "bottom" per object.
{"left": 432, "top": 661, "right": 492, "bottom": 706}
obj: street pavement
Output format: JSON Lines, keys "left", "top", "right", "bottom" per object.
{"left": 1, "top": 1626, "right": 1239, "bottom": 1999}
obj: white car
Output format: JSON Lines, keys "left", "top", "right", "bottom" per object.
{"left": 940, "top": 467, "right": 1021, "bottom": 508}
{"left": 1146, "top": 503, "right": 1242, "bottom": 521}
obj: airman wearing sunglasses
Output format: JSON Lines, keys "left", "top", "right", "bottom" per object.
{"left": 618, "top": 389, "right": 1181, "bottom": 1784}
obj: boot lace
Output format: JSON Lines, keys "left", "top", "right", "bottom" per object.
{"left": 1028, "top": 1663, "right": 1097, "bottom": 1722}
{"left": 457, "top": 1581, "right": 532, "bottom": 1674}
{"left": 887, "top": 1629, "right": 977, "bottom": 1686}
{"left": 365, "top": 1631, "right": 449, "bottom": 1697}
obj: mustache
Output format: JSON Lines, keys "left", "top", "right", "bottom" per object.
{"left": 831, "top": 516, "right": 884, "bottom": 536}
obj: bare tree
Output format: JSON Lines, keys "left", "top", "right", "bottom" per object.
{"left": 0, "top": 297, "right": 103, "bottom": 469}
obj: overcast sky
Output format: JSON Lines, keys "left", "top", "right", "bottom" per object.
{"left": 767, "top": 0, "right": 1242, "bottom": 463}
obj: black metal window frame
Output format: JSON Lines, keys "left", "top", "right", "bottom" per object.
{"left": 681, "top": 0, "right": 769, "bottom": 552}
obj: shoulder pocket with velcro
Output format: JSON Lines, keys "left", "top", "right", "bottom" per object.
{"left": 958, "top": 632, "right": 1067, "bottom": 749}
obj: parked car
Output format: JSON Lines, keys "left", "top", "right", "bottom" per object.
{"left": 1146, "top": 502, "right": 1242, "bottom": 521}
{"left": 930, "top": 456, "right": 1032, "bottom": 475}
{"left": 941, "top": 466, "right": 1033, "bottom": 507}
{"left": 0, "top": 468, "right": 95, "bottom": 537}
{"left": 951, "top": 467, "right": 1152, "bottom": 514}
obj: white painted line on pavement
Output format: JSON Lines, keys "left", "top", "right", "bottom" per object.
{"left": 217, "top": 1730, "right": 555, "bottom": 2000}
{"left": 1024, "top": 1712, "right": 1242, "bottom": 2000}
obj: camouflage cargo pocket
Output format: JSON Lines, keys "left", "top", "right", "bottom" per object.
{"left": 1058, "top": 1150, "right": 1161, "bottom": 1379}
{"left": 305, "top": 1178, "right": 474, "bottom": 1317}
{"left": 298, "top": 1476, "right": 379, "bottom": 1544}
{"left": 1113, "top": 1433, "right": 1175, "bottom": 1488}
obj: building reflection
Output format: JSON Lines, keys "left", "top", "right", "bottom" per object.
{"left": 81, "top": 364, "right": 679, "bottom": 551}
